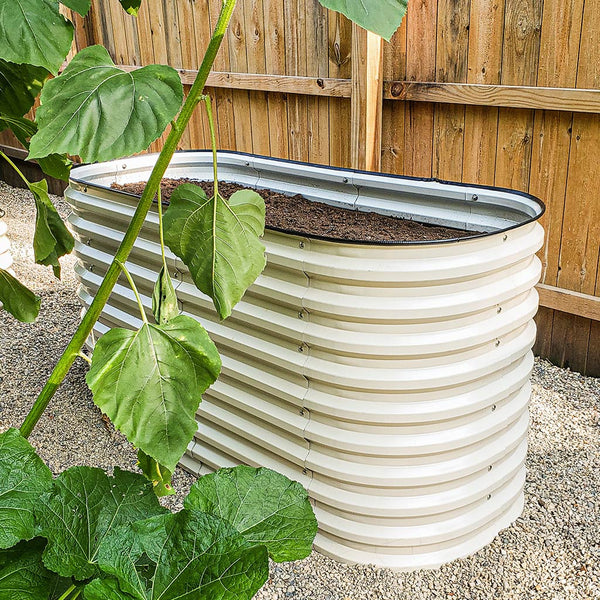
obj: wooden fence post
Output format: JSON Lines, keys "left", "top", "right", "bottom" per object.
{"left": 351, "top": 24, "right": 384, "bottom": 172}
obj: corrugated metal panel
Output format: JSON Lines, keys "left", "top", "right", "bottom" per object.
{"left": 65, "top": 151, "right": 544, "bottom": 570}
{"left": 0, "top": 220, "right": 12, "bottom": 271}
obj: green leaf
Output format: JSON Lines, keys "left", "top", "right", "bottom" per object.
{"left": 86, "top": 316, "right": 221, "bottom": 472}
{"left": 0, "top": 116, "right": 72, "bottom": 181}
{"left": 88, "top": 510, "right": 268, "bottom": 600}
{"left": 137, "top": 449, "right": 175, "bottom": 497}
{"left": 61, "top": 0, "right": 91, "bottom": 17}
{"left": 317, "top": 0, "right": 408, "bottom": 41}
{"left": 0, "top": 60, "right": 48, "bottom": 118}
{"left": 0, "top": 0, "right": 74, "bottom": 74}
{"left": 29, "top": 45, "right": 183, "bottom": 163}
{"left": 119, "top": 0, "right": 142, "bottom": 16}
{"left": 30, "top": 179, "right": 74, "bottom": 277}
{"left": 152, "top": 265, "right": 178, "bottom": 325}
{"left": 36, "top": 466, "right": 167, "bottom": 580}
{"left": 0, "top": 539, "right": 72, "bottom": 600}
{"left": 163, "top": 185, "right": 266, "bottom": 320}
{"left": 0, "top": 429, "right": 52, "bottom": 548}
{"left": 0, "top": 269, "right": 40, "bottom": 323}
{"left": 185, "top": 466, "right": 317, "bottom": 562}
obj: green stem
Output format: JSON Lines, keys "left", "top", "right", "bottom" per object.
{"left": 157, "top": 187, "right": 168, "bottom": 274}
{"left": 71, "top": 591, "right": 82, "bottom": 600}
{"left": 0, "top": 151, "right": 30, "bottom": 187}
{"left": 116, "top": 260, "right": 148, "bottom": 324}
{"left": 77, "top": 351, "right": 91, "bottom": 365}
{"left": 203, "top": 95, "right": 219, "bottom": 199}
{"left": 57, "top": 585, "right": 76, "bottom": 600}
{"left": 19, "top": 0, "right": 239, "bottom": 438}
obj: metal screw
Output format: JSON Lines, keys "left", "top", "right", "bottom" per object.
{"left": 495, "top": 339, "right": 501, "bottom": 347}
{"left": 488, "top": 465, "right": 493, "bottom": 471}
{"left": 472, "top": 194, "right": 478, "bottom": 201}
{"left": 121, "top": 163, "right": 127, "bottom": 169}
{"left": 497, "top": 306, "right": 502, "bottom": 314}
{"left": 298, "top": 345, "right": 304, "bottom": 353}
{"left": 343, "top": 177, "right": 349, "bottom": 184}
{"left": 299, "top": 241, "right": 305, "bottom": 249}
{"left": 89, "top": 265, "right": 94, "bottom": 272}
{"left": 172, "top": 271, "right": 178, "bottom": 279}
{"left": 299, "top": 408, "right": 305, "bottom": 416}
{"left": 503, "top": 234, "right": 508, "bottom": 241}
{"left": 245, "top": 161, "right": 250, "bottom": 167}
{"left": 487, "top": 494, "right": 492, "bottom": 500}
{"left": 298, "top": 311, "right": 304, "bottom": 319}
{"left": 491, "top": 404, "right": 497, "bottom": 412}
{"left": 86, "top": 239, "right": 92, "bottom": 246}
{"left": 302, "top": 468, "right": 308, "bottom": 475}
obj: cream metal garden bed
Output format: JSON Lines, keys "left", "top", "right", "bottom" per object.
{"left": 65, "top": 151, "right": 544, "bottom": 570}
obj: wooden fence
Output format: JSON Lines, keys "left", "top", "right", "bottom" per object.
{"left": 1, "top": 0, "right": 600, "bottom": 376}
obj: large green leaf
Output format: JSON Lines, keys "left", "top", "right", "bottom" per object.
{"left": 317, "top": 0, "right": 408, "bottom": 41}
{"left": 87, "top": 510, "right": 269, "bottom": 600}
{"left": 0, "top": 0, "right": 73, "bottom": 74}
{"left": 0, "top": 539, "right": 72, "bottom": 600}
{"left": 61, "top": 0, "right": 91, "bottom": 16}
{"left": 0, "top": 269, "right": 40, "bottom": 323}
{"left": 86, "top": 316, "right": 221, "bottom": 472}
{"left": 28, "top": 45, "right": 183, "bottom": 163}
{"left": 30, "top": 179, "right": 74, "bottom": 277}
{"left": 36, "top": 466, "right": 167, "bottom": 580}
{"left": 0, "top": 429, "right": 52, "bottom": 549}
{"left": 119, "top": 0, "right": 142, "bottom": 16}
{"left": 0, "top": 60, "right": 48, "bottom": 118}
{"left": 185, "top": 466, "right": 317, "bottom": 562}
{"left": 0, "top": 116, "right": 72, "bottom": 181}
{"left": 163, "top": 185, "right": 266, "bottom": 320}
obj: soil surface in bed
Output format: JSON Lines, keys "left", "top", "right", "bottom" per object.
{"left": 113, "top": 178, "right": 481, "bottom": 242}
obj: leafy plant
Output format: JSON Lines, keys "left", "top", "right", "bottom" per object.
{"left": 0, "top": 0, "right": 407, "bottom": 598}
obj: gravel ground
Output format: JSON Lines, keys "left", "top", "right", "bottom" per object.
{"left": 0, "top": 180, "right": 598, "bottom": 599}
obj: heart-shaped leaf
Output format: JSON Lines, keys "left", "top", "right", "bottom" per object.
{"left": 28, "top": 45, "right": 183, "bottom": 163}
{"left": 61, "top": 0, "right": 91, "bottom": 17}
{"left": 86, "top": 510, "right": 269, "bottom": 600}
{"left": 0, "top": 429, "right": 52, "bottom": 549}
{"left": 0, "top": 116, "right": 71, "bottom": 181}
{"left": 317, "top": 0, "right": 408, "bottom": 41}
{"left": 185, "top": 466, "right": 317, "bottom": 562}
{"left": 86, "top": 315, "right": 221, "bottom": 472}
{"left": 0, "top": 60, "right": 48, "bottom": 118}
{"left": 137, "top": 449, "right": 175, "bottom": 497}
{"left": 119, "top": 0, "right": 142, "bottom": 16}
{"left": 0, "top": 0, "right": 73, "bottom": 74}
{"left": 30, "top": 179, "right": 74, "bottom": 277}
{"left": 163, "top": 185, "right": 266, "bottom": 320}
{"left": 36, "top": 466, "right": 167, "bottom": 580}
{"left": 0, "top": 539, "right": 72, "bottom": 600}
{"left": 0, "top": 269, "right": 40, "bottom": 323}
{"left": 152, "top": 265, "right": 178, "bottom": 325}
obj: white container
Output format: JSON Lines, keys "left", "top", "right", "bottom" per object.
{"left": 65, "top": 151, "right": 544, "bottom": 570}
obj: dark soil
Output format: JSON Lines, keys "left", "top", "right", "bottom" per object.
{"left": 112, "top": 178, "right": 479, "bottom": 243}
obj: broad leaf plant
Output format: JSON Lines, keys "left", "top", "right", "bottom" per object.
{"left": 0, "top": 0, "right": 407, "bottom": 597}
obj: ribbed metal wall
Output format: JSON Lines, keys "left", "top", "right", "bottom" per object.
{"left": 65, "top": 152, "right": 544, "bottom": 570}
{"left": 0, "top": 220, "right": 12, "bottom": 271}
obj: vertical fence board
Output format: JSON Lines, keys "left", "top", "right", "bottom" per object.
{"left": 404, "top": 0, "right": 437, "bottom": 178}
{"left": 530, "top": 0, "right": 583, "bottom": 358}
{"left": 433, "top": 0, "right": 470, "bottom": 181}
{"left": 462, "top": 0, "right": 504, "bottom": 185}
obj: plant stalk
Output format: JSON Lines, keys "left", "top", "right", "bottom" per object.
{"left": 20, "top": 0, "right": 238, "bottom": 438}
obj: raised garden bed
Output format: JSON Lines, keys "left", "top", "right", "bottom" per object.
{"left": 65, "top": 151, "right": 545, "bottom": 570}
